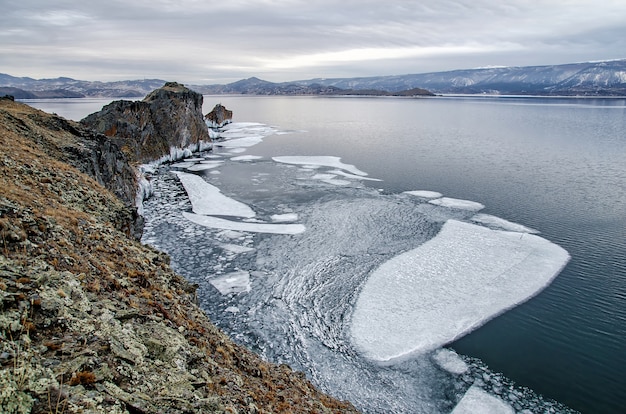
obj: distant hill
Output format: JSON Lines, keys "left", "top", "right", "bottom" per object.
{"left": 293, "top": 59, "right": 626, "bottom": 96}
{"left": 2, "top": 59, "right": 625, "bottom": 97}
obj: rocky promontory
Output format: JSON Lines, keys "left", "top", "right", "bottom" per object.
{"left": 81, "top": 82, "right": 212, "bottom": 164}
{"left": 0, "top": 92, "right": 358, "bottom": 413}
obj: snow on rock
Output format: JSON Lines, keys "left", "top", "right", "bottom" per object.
{"left": 173, "top": 172, "right": 256, "bottom": 218}
{"left": 273, "top": 156, "right": 369, "bottom": 176}
{"left": 183, "top": 212, "right": 306, "bottom": 235}
{"left": 351, "top": 219, "right": 570, "bottom": 363}
{"left": 451, "top": 385, "right": 515, "bottom": 414}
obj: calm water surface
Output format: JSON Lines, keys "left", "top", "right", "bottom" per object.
{"left": 205, "top": 95, "right": 626, "bottom": 413}
{"left": 26, "top": 95, "right": 626, "bottom": 413}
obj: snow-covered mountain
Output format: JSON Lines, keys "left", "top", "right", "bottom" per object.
{"left": 296, "top": 59, "right": 626, "bottom": 96}
{"left": 2, "top": 59, "right": 625, "bottom": 98}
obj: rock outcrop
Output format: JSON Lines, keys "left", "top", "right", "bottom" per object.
{"left": 81, "top": 82, "right": 211, "bottom": 164}
{"left": 0, "top": 99, "right": 359, "bottom": 413}
{"left": 205, "top": 104, "right": 233, "bottom": 128}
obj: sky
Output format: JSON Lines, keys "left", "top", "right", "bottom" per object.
{"left": 2, "top": 0, "right": 626, "bottom": 84}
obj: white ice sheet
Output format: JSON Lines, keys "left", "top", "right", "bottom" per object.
{"left": 351, "top": 219, "right": 569, "bottom": 362}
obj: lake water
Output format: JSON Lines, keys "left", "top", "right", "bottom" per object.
{"left": 25, "top": 95, "right": 626, "bottom": 413}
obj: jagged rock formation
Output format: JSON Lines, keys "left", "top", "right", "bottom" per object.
{"left": 81, "top": 82, "right": 211, "bottom": 163}
{"left": 205, "top": 104, "right": 233, "bottom": 128}
{"left": 0, "top": 99, "right": 359, "bottom": 413}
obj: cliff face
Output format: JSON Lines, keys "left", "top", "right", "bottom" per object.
{"left": 81, "top": 82, "right": 211, "bottom": 164}
{"left": 0, "top": 99, "right": 358, "bottom": 413}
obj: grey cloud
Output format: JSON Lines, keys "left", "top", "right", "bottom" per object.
{"left": 1, "top": 0, "right": 625, "bottom": 83}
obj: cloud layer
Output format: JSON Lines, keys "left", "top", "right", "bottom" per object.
{"left": 2, "top": 0, "right": 625, "bottom": 83}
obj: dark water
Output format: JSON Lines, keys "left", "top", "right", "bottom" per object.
{"left": 201, "top": 95, "right": 626, "bottom": 413}
{"left": 27, "top": 95, "right": 626, "bottom": 413}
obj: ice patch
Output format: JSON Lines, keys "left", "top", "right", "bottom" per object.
{"left": 351, "top": 219, "right": 570, "bottom": 362}
{"left": 429, "top": 197, "right": 485, "bottom": 211}
{"left": 328, "top": 169, "right": 382, "bottom": 182}
{"left": 404, "top": 190, "right": 443, "bottom": 199}
{"left": 273, "top": 156, "right": 368, "bottom": 176}
{"left": 232, "top": 155, "right": 263, "bottom": 161}
{"left": 218, "top": 243, "right": 255, "bottom": 254}
{"left": 311, "top": 173, "right": 351, "bottom": 186}
{"left": 216, "top": 137, "right": 263, "bottom": 148}
{"left": 471, "top": 213, "right": 539, "bottom": 234}
{"left": 271, "top": 213, "right": 298, "bottom": 222}
{"left": 209, "top": 271, "right": 251, "bottom": 295}
{"left": 173, "top": 171, "right": 256, "bottom": 218}
{"left": 186, "top": 161, "right": 224, "bottom": 171}
{"left": 183, "top": 212, "right": 306, "bottom": 235}
{"left": 451, "top": 385, "right": 515, "bottom": 414}
{"left": 170, "top": 161, "right": 196, "bottom": 169}
{"left": 432, "top": 348, "right": 468, "bottom": 375}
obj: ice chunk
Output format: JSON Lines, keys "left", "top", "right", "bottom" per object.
{"left": 404, "top": 190, "right": 443, "bottom": 199}
{"left": 328, "top": 169, "right": 382, "bottom": 181}
{"left": 232, "top": 155, "right": 263, "bottom": 161}
{"left": 170, "top": 161, "right": 196, "bottom": 169}
{"left": 432, "top": 348, "right": 468, "bottom": 375}
{"left": 209, "top": 271, "right": 251, "bottom": 295}
{"left": 173, "top": 171, "right": 256, "bottom": 218}
{"left": 311, "top": 173, "right": 351, "bottom": 186}
{"left": 186, "top": 161, "right": 224, "bottom": 171}
{"left": 471, "top": 213, "right": 539, "bottom": 234}
{"left": 216, "top": 136, "right": 263, "bottom": 148}
{"left": 183, "top": 212, "right": 306, "bottom": 234}
{"left": 351, "top": 220, "right": 569, "bottom": 362}
{"left": 273, "top": 156, "right": 368, "bottom": 176}
{"left": 429, "top": 197, "right": 485, "bottom": 211}
{"left": 271, "top": 213, "right": 298, "bottom": 222}
{"left": 451, "top": 385, "right": 515, "bottom": 414}
{"left": 218, "top": 243, "right": 255, "bottom": 254}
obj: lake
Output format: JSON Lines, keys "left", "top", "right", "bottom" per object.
{"left": 25, "top": 95, "right": 626, "bottom": 413}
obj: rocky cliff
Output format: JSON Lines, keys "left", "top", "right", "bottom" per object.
{"left": 81, "top": 82, "right": 212, "bottom": 164}
{"left": 0, "top": 97, "right": 358, "bottom": 413}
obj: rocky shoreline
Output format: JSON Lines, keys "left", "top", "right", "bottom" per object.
{"left": 0, "top": 87, "right": 359, "bottom": 413}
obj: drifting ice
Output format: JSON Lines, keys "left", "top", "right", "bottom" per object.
{"left": 350, "top": 219, "right": 569, "bottom": 362}
{"left": 173, "top": 172, "right": 256, "bottom": 218}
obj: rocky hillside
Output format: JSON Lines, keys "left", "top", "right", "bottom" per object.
{"left": 0, "top": 96, "right": 358, "bottom": 413}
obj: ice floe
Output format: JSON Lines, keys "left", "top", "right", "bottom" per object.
{"left": 173, "top": 171, "right": 256, "bottom": 218}
{"left": 183, "top": 212, "right": 306, "bottom": 235}
{"left": 432, "top": 348, "right": 468, "bottom": 375}
{"left": 232, "top": 155, "right": 263, "bottom": 161}
{"left": 351, "top": 219, "right": 570, "bottom": 362}
{"left": 404, "top": 190, "right": 443, "bottom": 199}
{"left": 311, "top": 173, "right": 351, "bottom": 186}
{"left": 270, "top": 213, "right": 299, "bottom": 222}
{"left": 273, "top": 156, "right": 369, "bottom": 176}
{"left": 451, "top": 385, "right": 514, "bottom": 414}
{"left": 209, "top": 270, "right": 251, "bottom": 295}
{"left": 186, "top": 161, "right": 224, "bottom": 171}
{"left": 429, "top": 197, "right": 485, "bottom": 211}
{"left": 328, "top": 169, "right": 382, "bottom": 181}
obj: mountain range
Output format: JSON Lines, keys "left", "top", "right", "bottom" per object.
{"left": 2, "top": 59, "right": 625, "bottom": 98}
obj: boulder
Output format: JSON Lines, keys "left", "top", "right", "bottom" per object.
{"left": 205, "top": 103, "right": 233, "bottom": 128}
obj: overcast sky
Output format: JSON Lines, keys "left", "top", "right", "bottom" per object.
{"left": 2, "top": 0, "right": 625, "bottom": 84}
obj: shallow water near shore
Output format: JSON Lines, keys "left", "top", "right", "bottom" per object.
{"left": 30, "top": 95, "right": 626, "bottom": 413}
